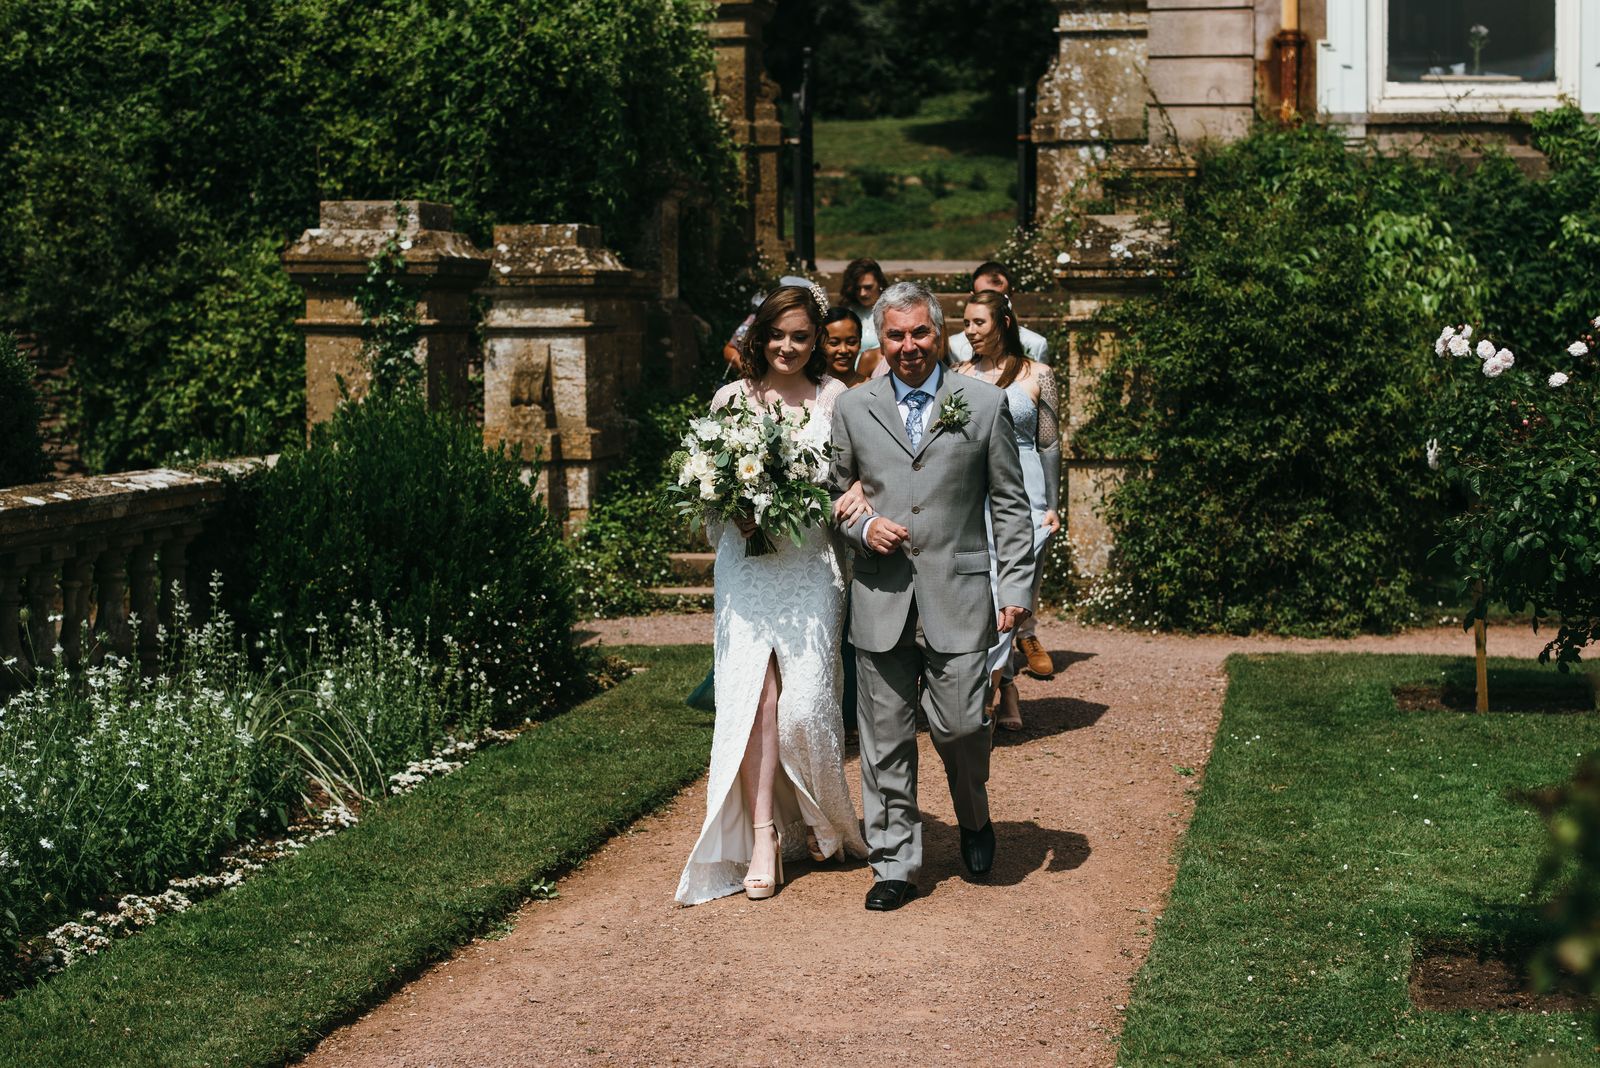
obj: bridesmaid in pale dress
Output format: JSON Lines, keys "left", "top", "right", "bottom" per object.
{"left": 952, "top": 291, "right": 1060, "bottom": 731}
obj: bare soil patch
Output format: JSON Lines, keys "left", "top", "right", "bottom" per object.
{"left": 1392, "top": 679, "right": 1595, "bottom": 714}
{"left": 1410, "top": 943, "right": 1593, "bottom": 1014}
{"left": 303, "top": 618, "right": 1552, "bottom": 1068}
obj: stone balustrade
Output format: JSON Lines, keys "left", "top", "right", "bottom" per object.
{"left": 0, "top": 470, "right": 223, "bottom": 676}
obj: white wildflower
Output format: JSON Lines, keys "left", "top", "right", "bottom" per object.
{"left": 39, "top": 837, "right": 53, "bottom": 851}
{"left": 1549, "top": 372, "right": 1569, "bottom": 388}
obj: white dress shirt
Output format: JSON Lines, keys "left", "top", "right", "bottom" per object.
{"left": 860, "top": 364, "right": 943, "bottom": 550}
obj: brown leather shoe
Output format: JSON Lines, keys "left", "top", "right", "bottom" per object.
{"left": 1017, "top": 635, "right": 1053, "bottom": 678}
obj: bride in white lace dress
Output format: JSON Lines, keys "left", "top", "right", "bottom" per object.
{"left": 675, "top": 285, "right": 869, "bottom": 906}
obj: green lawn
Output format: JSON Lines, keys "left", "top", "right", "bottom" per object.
{"left": 0, "top": 644, "right": 712, "bottom": 1068}
{"left": 812, "top": 92, "right": 1018, "bottom": 262}
{"left": 1120, "top": 653, "right": 1600, "bottom": 1066}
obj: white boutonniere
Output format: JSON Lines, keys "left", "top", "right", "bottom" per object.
{"left": 930, "top": 390, "right": 971, "bottom": 435}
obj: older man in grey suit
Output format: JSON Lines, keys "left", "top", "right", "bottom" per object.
{"left": 830, "top": 281, "right": 1036, "bottom": 912}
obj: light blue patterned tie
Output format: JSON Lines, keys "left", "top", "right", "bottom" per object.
{"left": 904, "top": 389, "right": 931, "bottom": 450}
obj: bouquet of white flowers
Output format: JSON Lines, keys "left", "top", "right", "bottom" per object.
{"left": 667, "top": 393, "right": 836, "bottom": 557}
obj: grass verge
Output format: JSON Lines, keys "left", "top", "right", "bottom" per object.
{"left": 0, "top": 643, "right": 712, "bottom": 1067}
{"left": 1120, "top": 653, "right": 1600, "bottom": 1066}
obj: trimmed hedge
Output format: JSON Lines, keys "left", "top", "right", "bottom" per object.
{"left": 1079, "top": 113, "right": 1600, "bottom": 635}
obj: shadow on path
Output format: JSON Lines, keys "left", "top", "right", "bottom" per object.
{"left": 919, "top": 815, "right": 1091, "bottom": 893}
{"left": 994, "top": 695, "right": 1110, "bottom": 745}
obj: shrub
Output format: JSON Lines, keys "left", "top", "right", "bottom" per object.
{"left": 1078, "top": 126, "right": 1486, "bottom": 634}
{"left": 1525, "top": 756, "right": 1600, "bottom": 1011}
{"left": 1426, "top": 314, "right": 1600, "bottom": 666}
{"left": 569, "top": 393, "right": 707, "bottom": 618}
{"left": 0, "top": 0, "right": 735, "bottom": 470}
{"left": 0, "top": 335, "right": 46, "bottom": 488}
{"left": 245, "top": 389, "right": 584, "bottom": 718}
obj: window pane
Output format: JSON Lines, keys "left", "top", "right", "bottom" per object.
{"left": 1388, "top": 0, "right": 1556, "bottom": 82}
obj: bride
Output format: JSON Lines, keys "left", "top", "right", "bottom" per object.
{"left": 675, "top": 284, "right": 869, "bottom": 905}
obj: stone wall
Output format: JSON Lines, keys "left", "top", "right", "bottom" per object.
{"left": 0, "top": 468, "right": 224, "bottom": 679}
{"left": 480, "top": 224, "right": 654, "bottom": 529}
{"left": 282, "top": 201, "right": 490, "bottom": 428}
{"left": 285, "top": 201, "right": 681, "bottom": 532}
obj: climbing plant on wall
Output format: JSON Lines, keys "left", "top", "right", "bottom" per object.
{"left": 0, "top": 0, "right": 737, "bottom": 471}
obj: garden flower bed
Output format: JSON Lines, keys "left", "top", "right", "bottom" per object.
{"left": 0, "top": 644, "right": 712, "bottom": 1067}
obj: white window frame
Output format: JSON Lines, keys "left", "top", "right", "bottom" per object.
{"left": 1367, "top": 0, "right": 1580, "bottom": 113}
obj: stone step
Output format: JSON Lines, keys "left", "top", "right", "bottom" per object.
{"left": 668, "top": 551, "right": 716, "bottom": 583}
{"left": 645, "top": 585, "right": 715, "bottom": 612}
{"left": 648, "top": 585, "right": 715, "bottom": 598}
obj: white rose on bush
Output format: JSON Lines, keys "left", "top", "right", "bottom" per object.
{"left": 1549, "top": 372, "right": 1570, "bottom": 388}
{"left": 1569, "top": 341, "right": 1589, "bottom": 357}
{"left": 1476, "top": 339, "right": 1496, "bottom": 360}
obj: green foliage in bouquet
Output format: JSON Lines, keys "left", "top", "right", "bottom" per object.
{"left": 0, "top": 0, "right": 735, "bottom": 470}
{"left": 0, "top": 335, "right": 46, "bottom": 488}
{"left": 1079, "top": 126, "right": 1481, "bottom": 634}
{"left": 665, "top": 394, "right": 836, "bottom": 558}
{"left": 244, "top": 389, "right": 585, "bottom": 721}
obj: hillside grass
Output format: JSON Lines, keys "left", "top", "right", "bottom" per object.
{"left": 812, "top": 92, "right": 1017, "bottom": 261}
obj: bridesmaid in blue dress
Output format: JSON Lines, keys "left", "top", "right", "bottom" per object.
{"left": 952, "top": 290, "right": 1061, "bottom": 731}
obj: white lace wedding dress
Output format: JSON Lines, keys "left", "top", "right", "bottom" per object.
{"left": 675, "top": 376, "right": 868, "bottom": 906}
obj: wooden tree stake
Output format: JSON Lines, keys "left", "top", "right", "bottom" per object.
{"left": 1473, "top": 579, "right": 1488, "bottom": 713}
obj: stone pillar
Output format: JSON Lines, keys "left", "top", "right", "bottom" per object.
{"left": 282, "top": 201, "right": 491, "bottom": 428}
{"left": 1055, "top": 215, "right": 1173, "bottom": 580}
{"left": 709, "top": 2, "right": 784, "bottom": 262}
{"left": 1033, "top": 0, "right": 1151, "bottom": 209}
{"left": 480, "top": 225, "right": 652, "bottom": 530}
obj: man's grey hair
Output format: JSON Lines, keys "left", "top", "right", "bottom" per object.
{"left": 872, "top": 280, "right": 944, "bottom": 343}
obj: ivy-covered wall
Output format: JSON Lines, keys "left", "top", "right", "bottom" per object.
{"left": 0, "top": 0, "right": 736, "bottom": 472}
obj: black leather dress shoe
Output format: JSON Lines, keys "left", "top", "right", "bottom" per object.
{"left": 865, "top": 880, "right": 917, "bottom": 911}
{"left": 959, "top": 821, "right": 996, "bottom": 877}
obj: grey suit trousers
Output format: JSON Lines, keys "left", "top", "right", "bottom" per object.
{"left": 855, "top": 597, "right": 991, "bottom": 884}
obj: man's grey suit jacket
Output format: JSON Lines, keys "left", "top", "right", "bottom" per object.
{"left": 829, "top": 372, "right": 1036, "bottom": 655}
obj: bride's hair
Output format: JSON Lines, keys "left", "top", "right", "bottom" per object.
{"left": 741, "top": 285, "right": 827, "bottom": 384}
{"left": 964, "top": 290, "right": 1028, "bottom": 389}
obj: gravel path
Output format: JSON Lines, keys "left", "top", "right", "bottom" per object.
{"left": 303, "top": 616, "right": 1550, "bottom": 1068}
